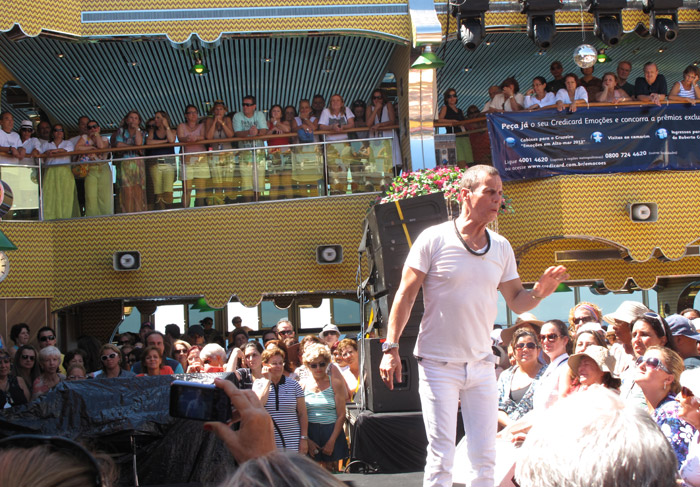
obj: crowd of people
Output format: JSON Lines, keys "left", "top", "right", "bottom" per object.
{"left": 490, "top": 302, "right": 700, "bottom": 486}
{"left": 0, "top": 90, "right": 401, "bottom": 218}
{"left": 0, "top": 316, "right": 361, "bottom": 473}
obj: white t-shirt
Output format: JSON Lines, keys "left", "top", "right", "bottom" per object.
{"left": 523, "top": 92, "right": 557, "bottom": 109}
{"left": 318, "top": 107, "right": 354, "bottom": 141}
{"left": 681, "top": 430, "right": 700, "bottom": 486}
{"left": 555, "top": 86, "right": 589, "bottom": 104}
{"left": 405, "top": 221, "right": 519, "bottom": 363}
{"left": 20, "top": 137, "right": 42, "bottom": 165}
{"left": 41, "top": 139, "right": 75, "bottom": 166}
{"left": 488, "top": 93, "right": 525, "bottom": 112}
{"left": 0, "top": 130, "right": 23, "bottom": 165}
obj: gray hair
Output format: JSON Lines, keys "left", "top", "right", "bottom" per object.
{"left": 219, "top": 451, "right": 346, "bottom": 487}
{"left": 39, "top": 346, "right": 61, "bottom": 361}
{"left": 458, "top": 164, "right": 499, "bottom": 192}
{"left": 200, "top": 343, "right": 226, "bottom": 362}
{"left": 515, "top": 385, "right": 677, "bottom": 487}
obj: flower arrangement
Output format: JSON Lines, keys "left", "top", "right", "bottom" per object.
{"left": 380, "top": 166, "right": 513, "bottom": 215}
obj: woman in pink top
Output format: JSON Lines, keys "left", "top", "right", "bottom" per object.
{"left": 177, "top": 105, "right": 209, "bottom": 207}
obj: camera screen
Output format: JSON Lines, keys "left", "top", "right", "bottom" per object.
{"left": 170, "top": 381, "right": 232, "bottom": 422}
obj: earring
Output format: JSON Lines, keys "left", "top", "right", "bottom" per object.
{"left": 663, "top": 382, "right": 668, "bottom": 391}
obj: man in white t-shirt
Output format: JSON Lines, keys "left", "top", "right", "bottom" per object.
{"left": 379, "top": 165, "right": 568, "bottom": 487}
{"left": 0, "top": 112, "right": 25, "bottom": 166}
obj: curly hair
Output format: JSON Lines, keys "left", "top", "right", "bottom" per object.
{"left": 568, "top": 302, "right": 603, "bottom": 329}
{"left": 302, "top": 343, "right": 332, "bottom": 365}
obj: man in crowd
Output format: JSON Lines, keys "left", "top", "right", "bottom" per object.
{"left": 311, "top": 94, "right": 325, "bottom": 119}
{"left": 667, "top": 314, "right": 700, "bottom": 369}
{"left": 603, "top": 301, "right": 649, "bottom": 377}
{"left": 319, "top": 324, "right": 341, "bottom": 347}
{"left": 617, "top": 60, "right": 634, "bottom": 95}
{"left": 0, "top": 112, "right": 26, "bottom": 171}
{"left": 231, "top": 316, "right": 243, "bottom": 329}
{"left": 131, "top": 331, "right": 184, "bottom": 374}
{"left": 36, "top": 120, "right": 51, "bottom": 143}
{"left": 379, "top": 165, "right": 568, "bottom": 487}
{"left": 634, "top": 62, "right": 667, "bottom": 105}
{"left": 480, "top": 85, "right": 502, "bottom": 112}
{"left": 37, "top": 326, "right": 66, "bottom": 374}
{"left": 547, "top": 60, "right": 566, "bottom": 93}
{"left": 187, "top": 324, "right": 206, "bottom": 346}
{"left": 276, "top": 319, "right": 297, "bottom": 347}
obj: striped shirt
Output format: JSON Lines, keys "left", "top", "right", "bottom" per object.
{"left": 305, "top": 379, "right": 337, "bottom": 425}
{"left": 256, "top": 376, "right": 303, "bottom": 450}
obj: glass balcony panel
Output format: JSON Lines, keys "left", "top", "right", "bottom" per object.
{"left": 0, "top": 163, "right": 40, "bottom": 220}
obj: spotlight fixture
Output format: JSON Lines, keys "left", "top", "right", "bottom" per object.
{"left": 189, "top": 59, "right": 209, "bottom": 76}
{"left": 643, "top": 0, "right": 682, "bottom": 42}
{"left": 587, "top": 0, "right": 625, "bottom": 46}
{"left": 451, "top": 0, "right": 489, "bottom": 51}
{"left": 56, "top": 53, "right": 64, "bottom": 59}
{"left": 410, "top": 45, "right": 445, "bottom": 70}
{"left": 521, "top": 0, "right": 562, "bottom": 50}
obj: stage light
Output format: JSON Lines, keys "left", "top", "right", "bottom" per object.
{"left": 597, "top": 49, "right": 609, "bottom": 63}
{"left": 587, "top": 0, "right": 625, "bottom": 46}
{"left": 643, "top": 0, "right": 682, "bottom": 42}
{"left": 410, "top": 45, "right": 445, "bottom": 70}
{"left": 521, "top": 0, "right": 562, "bottom": 50}
{"left": 189, "top": 59, "right": 209, "bottom": 75}
{"left": 451, "top": 0, "right": 489, "bottom": 51}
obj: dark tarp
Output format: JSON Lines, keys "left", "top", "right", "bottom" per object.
{"left": 0, "top": 374, "right": 237, "bottom": 485}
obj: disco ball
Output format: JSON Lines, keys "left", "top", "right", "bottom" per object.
{"left": 573, "top": 44, "right": 597, "bottom": 68}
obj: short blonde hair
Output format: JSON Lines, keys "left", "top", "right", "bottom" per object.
{"left": 261, "top": 347, "right": 285, "bottom": 364}
{"left": 302, "top": 343, "right": 332, "bottom": 365}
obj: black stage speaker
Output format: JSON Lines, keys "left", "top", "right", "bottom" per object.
{"left": 362, "top": 336, "right": 421, "bottom": 413}
{"left": 363, "top": 193, "right": 448, "bottom": 337}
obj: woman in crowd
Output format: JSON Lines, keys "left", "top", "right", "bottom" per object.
{"left": 13, "top": 344, "right": 39, "bottom": 395}
{"left": 596, "top": 72, "right": 630, "bottom": 103}
{"left": 319, "top": 94, "right": 355, "bottom": 142}
{"left": 201, "top": 343, "right": 227, "bottom": 372}
{"left": 565, "top": 345, "right": 620, "bottom": 394}
{"left": 32, "top": 346, "right": 64, "bottom": 399}
{"left": 62, "top": 349, "right": 87, "bottom": 373}
{"left": 253, "top": 347, "right": 308, "bottom": 453}
{"left": 678, "top": 369, "right": 700, "bottom": 485}
{"left": 523, "top": 76, "right": 556, "bottom": 109}
{"left": 268, "top": 104, "right": 292, "bottom": 147}
{"left": 351, "top": 99, "right": 368, "bottom": 139}
{"left": 8, "top": 323, "right": 30, "bottom": 360}
{"left": 366, "top": 88, "right": 401, "bottom": 173}
{"left": 230, "top": 327, "right": 250, "bottom": 351}
{"left": 556, "top": 73, "right": 588, "bottom": 113}
{"left": 233, "top": 341, "right": 264, "bottom": 389}
{"left": 0, "top": 349, "right": 29, "bottom": 407}
{"left": 145, "top": 110, "right": 176, "bottom": 210}
{"left": 436, "top": 88, "right": 473, "bottom": 166}
{"left": 172, "top": 339, "right": 191, "bottom": 372}
{"left": 41, "top": 123, "right": 77, "bottom": 220}
{"left": 284, "top": 105, "right": 297, "bottom": 128}
{"left": 265, "top": 340, "right": 298, "bottom": 379}
{"left": 93, "top": 344, "right": 135, "bottom": 379}
{"left": 66, "top": 364, "right": 88, "bottom": 381}
{"left": 292, "top": 99, "right": 319, "bottom": 143}
{"left": 74, "top": 119, "right": 112, "bottom": 216}
{"left": 267, "top": 105, "right": 293, "bottom": 200}
{"left": 532, "top": 319, "right": 570, "bottom": 410}
{"left": 337, "top": 338, "right": 359, "bottom": 399}
{"left": 295, "top": 335, "right": 324, "bottom": 381}
{"left": 137, "top": 345, "right": 173, "bottom": 376}
{"left": 301, "top": 343, "right": 348, "bottom": 471}
{"left": 574, "top": 327, "right": 608, "bottom": 354}
{"left": 111, "top": 110, "right": 145, "bottom": 213}
{"left": 635, "top": 345, "right": 693, "bottom": 469}
{"left": 186, "top": 345, "right": 203, "bottom": 373}
{"left": 568, "top": 301, "right": 603, "bottom": 333}
{"left": 669, "top": 65, "right": 700, "bottom": 105}
{"left": 497, "top": 329, "right": 546, "bottom": 429}
{"left": 178, "top": 104, "right": 210, "bottom": 207}
{"left": 121, "top": 345, "right": 138, "bottom": 371}
{"left": 206, "top": 100, "right": 236, "bottom": 205}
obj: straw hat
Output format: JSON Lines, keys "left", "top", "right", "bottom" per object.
{"left": 603, "top": 301, "right": 649, "bottom": 326}
{"left": 568, "top": 345, "right": 617, "bottom": 377}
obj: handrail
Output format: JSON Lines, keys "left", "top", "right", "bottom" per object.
{"left": 35, "top": 124, "right": 400, "bottom": 160}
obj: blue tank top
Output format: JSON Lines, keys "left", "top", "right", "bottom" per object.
{"left": 305, "top": 378, "right": 337, "bottom": 425}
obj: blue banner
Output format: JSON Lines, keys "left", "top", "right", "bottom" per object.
{"left": 487, "top": 105, "right": 700, "bottom": 181}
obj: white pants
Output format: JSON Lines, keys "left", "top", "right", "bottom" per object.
{"left": 418, "top": 356, "right": 497, "bottom": 487}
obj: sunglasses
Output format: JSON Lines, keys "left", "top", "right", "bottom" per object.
{"left": 173, "top": 349, "right": 187, "bottom": 355}
{"left": 515, "top": 342, "right": 537, "bottom": 350}
{"left": 101, "top": 353, "right": 118, "bottom": 361}
{"left": 0, "top": 358, "right": 10, "bottom": 364}
{"left": 87, "top": 125, "right": 98, "bottom": 129}
{"left": 0, "top": 435, "right": 104, "bottom": 486}
{"left": 573, "top": 316, "right": 595, "bottom": 325}
{"left": 539, "top": 333, "right": 560, "bottom": 342}
{"left": 372, "top": 95, "right": 382, "bottom": 99}
{"left": 20, "top": 128, "right": 32, "bottom": 132}
{"left": 447, "top": 94, "right": 457, "bottom": 98}
{"left": 21, "top": 354, "right": 35, "bottom": 361}
{"left": 308, "top": 361, "right": 328, "bottom": 369}
{"left": 278, "top": 330, "right": 294, "bottom": 336}
{"left": 39, "top": 335, "right": 55, "bottom": 342}
{"left": 681, "top": 386, "right": 695, "bottom": 399}
{"left": 635, "top": 355, "right": 671, "bottom": 374}
{"left": 242, "top": 102, "right": 255, "bottom": 107}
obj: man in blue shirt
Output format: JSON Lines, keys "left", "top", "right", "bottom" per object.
{"left": 634, "top": 62, "right": 667, "bottom": 106}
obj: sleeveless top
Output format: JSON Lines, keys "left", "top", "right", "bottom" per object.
{"left": 443, "top": 105, "right": 465, "bottom": 134}
{"left": 1, "top": 376, "right": 28, "bottom": 408}
{"left": 180, "top": 123, "right": 207, "bottom": 153}
{"left": 678, "top": 81, "right": 697, "bottom": 99}
{"left": 146, "top": 130, "right": 175, "bottom": 157}
{"left": 305, "top": 376, "right": 337, "bottom": 425}
{"left": 210, "top": 121, "right": 233, "bottom": 151}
